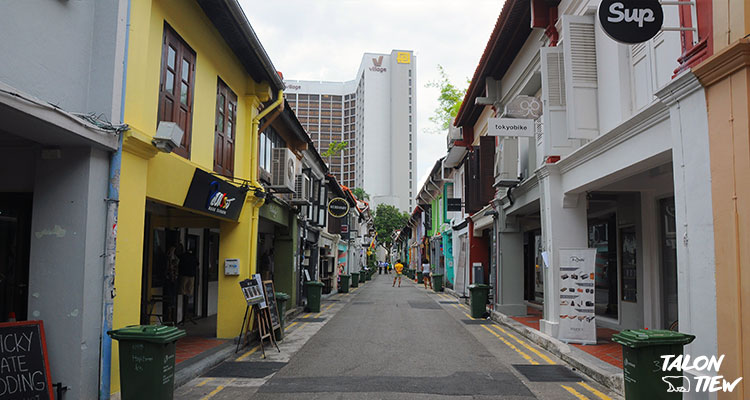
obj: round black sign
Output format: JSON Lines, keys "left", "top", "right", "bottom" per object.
{"left": 327, "top": 197, "right": 350, "bottom": 218}
{"left": 598, "top": 0, "right": 663, "bottom": 44}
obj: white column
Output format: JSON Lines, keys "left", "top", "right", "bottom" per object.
{"left": 495, "top": 212, "right": 526, "bottom": 315}
{"left": 537, "top": 164, "right": 588, "bottom": 337}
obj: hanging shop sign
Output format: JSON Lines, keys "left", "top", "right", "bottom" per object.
{"left": 328, "top": 197, "right": 350, "bottom": 218}
{"left": 183, "top": 169, "right": 246, "bottom": 221}
{"left": 488, "top": 118, "right": 535, "bottom": 137}
{"left": 557, "top": 248, "right": 597, "bottom": 345}
{"left": 504, "top": 96, "right": 542, "bottom": 119}
{"left": 598, "top": 0, "right": 664, "bottom": 44}
{"left": 0, "top": 321, "right": 54, "bottom": 400}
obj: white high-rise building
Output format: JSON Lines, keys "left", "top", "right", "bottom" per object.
{"left": 285, "top": 49, "right": 416, "bottom": 212}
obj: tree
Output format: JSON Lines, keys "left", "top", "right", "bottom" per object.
{"left": 351, "top": 187, "right": 370, "bottom": 201}
{"left": 322, "top": 140, "right": 347, "bottom": 160}
{"left": 374, "top": 204, "right": 410, "bottom": 253}
{"left": 425, "top": 64, "right": 469, "bottom": 132}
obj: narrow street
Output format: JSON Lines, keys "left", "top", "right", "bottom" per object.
{"left": 176, "top": 276, "right": 620, "bottom": 399}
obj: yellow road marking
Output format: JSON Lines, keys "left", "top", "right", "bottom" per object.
{"left": 197, "top": 378, "right": 212, "bottom": 387}
{"left": 235, "top": 345, "right": 259, "bottom": 361}
{"left": 577, "top": 382, "right": 612, "bottom": 400}
{"left": 490, "top": 325, "right": 556, "bottom": 365}
{"left": 561, "top": 384, "right": 590, "bottom": 399}
{"left": 480, "top": 324, "right": 539, "bottom": 365}
{"left": 285, "top": 321, "right": 298, "bottom": 330}
{"left": 463, "top": 312, "right": 476, "bottom": 320}
{"left": 201, "top": 378, "right": 234, "bottom": 399}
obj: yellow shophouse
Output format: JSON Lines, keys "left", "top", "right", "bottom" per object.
{"left": 111, "top": 0, "right": 284, "bottom": 393}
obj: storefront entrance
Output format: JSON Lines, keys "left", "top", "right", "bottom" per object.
{"left": 0, "top": 194, "right": 32, "bottom": 322}
{"left": 139, "top": 201, "right": 221, "bottom": 337}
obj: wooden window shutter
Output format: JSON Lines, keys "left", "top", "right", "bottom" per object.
{"left": 479, "top": 135, "right": 495, "bottom": 205}
{"left": 158, "top": 24, "right": 195, "bottom": 159}
{"left": 464, "top": 150, "right": 481, "bottom": 215}
{"left": 214, "top": 79, "right": 237, "bottom": 177}
{"left": 562, "top": 15, "right": 599, "bottom": 139}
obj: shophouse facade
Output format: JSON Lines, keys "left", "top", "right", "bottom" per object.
{"left": 447, "top": 0, "right": 718, "bottom": 391}
{"left": 112, "top": 0, "right": 285, "bottom": 394}
{"left": 0, "top": 1, "right": 127, "bottom": 398}
{"left": 693, "top": 1, "right": 750, "bottom": 397}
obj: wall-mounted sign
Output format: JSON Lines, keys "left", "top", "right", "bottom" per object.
{"left": 488, "top": 118, "right": 535, "bottom": 137}
{"left": 183, "top": 169, "right": 246, "bottom": 221}
{"left": 0, "top": 321, "right": 53, "bottom": 400}
{"left": 598, "top": 0, "right": 664, "bottom": 44}
{"left": 224, "top": 258, "right": 240, "bottom": 276}
{"left": 328, "top": 197, "right": 350, "bottom": 218}
{"left": 396, "top": 52, "right": 411, "bottom": 64}
{"left": 447, "top": 198, "right": 462, "bottom": 212}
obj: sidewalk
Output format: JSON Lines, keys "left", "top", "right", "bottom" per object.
{"left": 444, "top": 288, "right": 624, "bottom": 395}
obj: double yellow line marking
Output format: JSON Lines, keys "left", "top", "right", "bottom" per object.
{"left": 199, "top": 378, "right": 235, "bottom": 399}
{"left": 561, "top": 382, "right": 613, "bottom": 399}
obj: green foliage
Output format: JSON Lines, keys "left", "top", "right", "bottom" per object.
{"left": 351, "top": 187, "right": 370, "bottom": 201}
{"left": 322, "top": 141, "right": 347, "bottom": 158}
{"left": 425, "top": 64, "right": 469, "bottom": 132}
{"left": 374, "top": 204, "right": 410, "bottom": 247}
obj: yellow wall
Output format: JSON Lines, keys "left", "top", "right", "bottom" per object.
{"left": 112, "top": 0, "right": 273, "bottom": 393}
{"left": 695, "top": 39, "right": 750, "bottom": 400}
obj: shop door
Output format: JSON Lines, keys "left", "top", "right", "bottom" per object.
{"left": 660, "top": 197, "right": 678, "bottom": 330}
{"left": 0, "top": 194, "right": 32, "bottom": 322}
{"left": 456, "top": 234, "right": 467, "bottom": 296}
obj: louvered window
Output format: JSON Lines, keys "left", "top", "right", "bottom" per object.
{"left": 562, "top": 15, "right": 599, "bottom": 140}
{"left": 158, "top": 24, "right": 196, "bottom": 159}
{"left": 214, "top": 79, "right": 237, "bottom": 177}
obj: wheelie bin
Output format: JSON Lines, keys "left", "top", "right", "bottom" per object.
{"left": 350, "top": 272, "right": 359, "bottom": 288}
{"left": 339, "top": 274, "right": 350, "bottom": 293}
{"left": 469, "top": 284, "right": 490, "bottom": 318}
{"left": 432, "top": 274, "right": 444, "bottom": 292}
{"left": 612, "top": 329, "right": 695, "bottom": 400}
{"left": 305, "top": 281, "right": 324, "bottom": 312}
{"left": 108, "top": 325, "right": 186, "bottom": 400}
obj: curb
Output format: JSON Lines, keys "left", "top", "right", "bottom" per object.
{"left": 442, "top": 289, "right": 624, "bottom": 395}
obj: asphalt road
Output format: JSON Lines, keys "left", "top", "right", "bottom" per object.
{"left": 175, "top": 274, "right": 621, "bottom": 399}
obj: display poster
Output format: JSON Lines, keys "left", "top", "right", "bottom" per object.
{"left": 558, "top": 248, "right": 597, "bottom": 344}
{"left": 239, "top": 274, "right": 266, "bottom": 308}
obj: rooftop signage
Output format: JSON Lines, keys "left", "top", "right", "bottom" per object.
{"left": 328, "top": 197, "right": 350, "bottom": 218}
{"left": 598, "top": 0, "right": 664, "bottom": 44}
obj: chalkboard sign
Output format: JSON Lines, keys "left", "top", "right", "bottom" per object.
{"left": 263, "top": 281, "right": 281, "bottom": 330}
{"left": 0, "top": 321, "right": 53, "bottom": 400}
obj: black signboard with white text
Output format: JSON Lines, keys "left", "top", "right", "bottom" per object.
{"left": 447, "top": 198, "right": 462, "bottom": 212}
{"left": 0, "top": 321, "right": 54, "bottom": 400}
{"left": 598, "top": 0, "right": 663, "bottom": 44}
{"left": 327, "top": 197, "right": 350, "bottom": 218}
{"left": 183, "top": 169, "right": 247, "bottom": 221}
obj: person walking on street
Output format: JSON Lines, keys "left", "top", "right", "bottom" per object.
{"left": 421, "top": 258, "right": 432, "bottom": 289}
{"left": 393, "top": 260, "right": 404, "bottom": 287}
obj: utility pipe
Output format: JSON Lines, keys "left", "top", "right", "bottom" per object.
{"left": 248, "top": 90, "right": 284, "bottom": 277}
{"left": 100, "top": 0, "right": 130, "bottom": 397}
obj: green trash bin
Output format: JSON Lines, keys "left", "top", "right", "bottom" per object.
{"left": 350, "top": 272, "right": 359, "bottom": 287}
{"left": 108, "top": 325, "right": 186, "bottom": 400}
{"left": 339, "top": 274, "right": 350, "bottom": 293}
{"left": 365, "top": 269, "right": 372, "bottom": 281}
{"left": 274, "top": 292, "right": 290, "bottom": 341}
{"left": 469, "top": 284, "right": 490, "bottom": 318}
{"left": 612, "top": 329, "right": 695, "bottom": 400}
{"left": 417, "top": 271, "right": 423, "bottom": 282}
{"left": 432, "top": 274, "right": 444, "bottom": 292}
{"left": 359, "top": 270, "right": 366, "bottom": 284}
{"left": 305, "top": 281, "right": 324, "bottom": 312}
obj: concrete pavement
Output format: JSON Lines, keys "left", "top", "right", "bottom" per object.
{"left": 175, "top": 275, "right": 621, "bottom": 399}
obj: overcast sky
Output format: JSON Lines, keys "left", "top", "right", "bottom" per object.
{"left": 242, "top": 1, "right": 502, "bottom": 190}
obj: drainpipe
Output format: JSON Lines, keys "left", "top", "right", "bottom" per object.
{"left": 249, "top": 90, "right": 284, "bottom": 275}
{"left": 100, "top": 0, "right": 130, "bottom": 398}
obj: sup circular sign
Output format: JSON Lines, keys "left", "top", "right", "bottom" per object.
{"left": 598, "top": 0, "right": 663, "bottom": 44}
{"left": 327, "top": 197, "right": 350, "bottom": 218}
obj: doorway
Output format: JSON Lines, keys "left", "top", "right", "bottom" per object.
{"left": 0, "top": 194, "right": 32, "bottom": 322}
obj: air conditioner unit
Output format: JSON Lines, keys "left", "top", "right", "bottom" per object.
{"left": 292, "top": 174, "right": 312, "bottom": 204}
{"left": 270, "top": 148, "right": 296, "bottom": 193}
{"left": 447, "top": 124, "right": 463, "bottom": 147}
